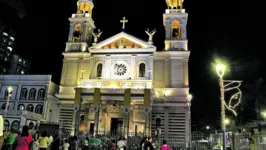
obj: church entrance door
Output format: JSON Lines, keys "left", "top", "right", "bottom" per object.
{"left": 111, "top": 118, "right": 123, "bottom": 134}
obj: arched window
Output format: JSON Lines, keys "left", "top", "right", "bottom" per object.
{"left": 172, "top": 21, "right": 181, "bottom": 40}
{"left": 20, "top": 88, "right": 28, "bottom": 100}
{"left": 26, "top": 104, "right": 34, "bottom": 112}
{"left": 11, "top": 121, "right": 20, "bottom": 131}
{"left": 35, "top": 105, "right": 43, "bottom": 114}
{"left": 29, "top": 122, "right": 34, "bottom": 129}
{"left": 139, "top": 63, "right": 146, "bottom": 77}
{"left": 4, "top": 120, "right": 9, "bottom": 131}
{"left": 80, "top": 115, "right": 85, "bottom": 124}
{"left": 72, "top": 24, "right": 82, "bottom": 42}
{"left": 28, "top": 89, "right": 36, "bottom": 100}
{"left": 2, "top": 103, "right": 8, "bottom": 110}
{"left": 96, "top": 63, "right": 103, "bottom": 78}
{"left": 17, "top": 104, "right": 25, "bottom": 110}
{"left": 37, "top": 89, "right": 45, "bottom": 100}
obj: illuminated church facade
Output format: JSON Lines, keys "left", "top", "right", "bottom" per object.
{"left": 56, "top": 0, "right": 190, "bottom": 143}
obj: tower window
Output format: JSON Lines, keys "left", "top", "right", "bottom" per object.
{"left": 28, "top": 89, "right": 36, "bottom": 100}
{"left": 172, "top": 21, "right": 181, "bottom": 40}
{"left": 73, "top": 24, "right": 82, "bottom": 42}
{"left": 96, "top": 63, "right": 103, "bottom": 78}
{"left": 139, "top": 63, "right": 146, "bottom": 77}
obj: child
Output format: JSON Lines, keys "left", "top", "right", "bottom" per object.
{"left": 111, "top": 140, "right": 116, "bottom": 150}
{"left": 63, "top": 139, "right": 70, "bottom": 150}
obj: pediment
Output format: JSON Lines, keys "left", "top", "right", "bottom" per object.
{"left": 89, "top": 32, "right": 156, "bottom": 50}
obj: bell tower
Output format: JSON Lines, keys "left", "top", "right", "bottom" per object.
{"left": 65, "top": 0, "right": 96, "bottom": 52}
{"left": 163, "top": 0, "right": 188, "bottom": 51}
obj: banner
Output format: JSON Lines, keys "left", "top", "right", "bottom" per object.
{"left": 144, "top": 89, "right": 151, "bottom": 107}
{"left": 124, "top": 89, "right": 131, "bottom": 106}
{"left": 93, "top": 88, "right": 101, "bottom": 107}
{"left": 74, "top": 88, "right": 81, "bottom": 105}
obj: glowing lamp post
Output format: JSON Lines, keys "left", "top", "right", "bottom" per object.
{"left": 216, "top": 64, "right": 227, "bottom": 150}
{"left": 4, "top": 87, "right": 13, "bottom": 121}
{"left": 261, "top": 112, "right": 266, "bottom": 121}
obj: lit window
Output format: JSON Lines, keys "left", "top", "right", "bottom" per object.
{"left": 3, "top": 69, "right": 6, "bottom": 72}
{"left": 7, "top": 47, "right": 12, "bottom": 52}
{"left": 35, "top": 105, "right": 43, "bottom": 114}
{"left": 4, "top": 58, "right": 7, "bottom": 61}
{"left": 37, "top": 89, "right": 45, "bottom": 100}
{"left": 20, "top": 88, "right": 28, "bottom": 100}
{"left": 19, "top": 59, "right": 22, "bottom": 62}
{"left": 3, "top": 40, "right": 6, "bottom": 43}
{"left": 8, "top": 42, "right": 12, "bottom": 45}
{"left": 21, "top": 71, "right": 24, "bottom": 74}
{"left": 2, "top": 32, "right": 8, "bottom": 36}
{"left": 10, "top": 37, "right": 15, "bottom": 41}
{"left": 23, "top": 61, "right": 26, "bottom": 64}
{"left": 28, "top": 89, "right": 36, "bottom": 100}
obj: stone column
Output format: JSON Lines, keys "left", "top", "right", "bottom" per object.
{"left": 93, "top": 105, "right": 100, "bottom": 135}
{"left": 123, "top": 112, "right": 130, "bottom": 137}
{"left": 130, "top": 55, "right": 136, "bottom": 79}
{"left": 68, "top": 22, "right": 74, "bottom": 42}
{"left": 74, "top": 99, "right": 83, "bottom": 136}
{"left": 84, "top": 103, "right": 90, "bottom": 133}
{"left": 144, "top": 110, "right": 151, "bottom": 136}
{"left": 183, "top": 60, "right": 189, "bottom": 87}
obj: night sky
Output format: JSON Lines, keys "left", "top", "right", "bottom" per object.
{"left": 1, "top": 0, "right": 266, "bottom": 129}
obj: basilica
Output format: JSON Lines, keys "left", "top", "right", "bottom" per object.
{"left": 56, "top": 0, "right": 190, "bottom": 144}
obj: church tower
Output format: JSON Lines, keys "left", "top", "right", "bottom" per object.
{"left": 65, "top": 0, "right": 96, "bottom": 52}
{"left": 163, "top": 0, "right": 188, "bottom": 51}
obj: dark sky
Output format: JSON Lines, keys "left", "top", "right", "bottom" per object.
{"left": 1, "top": 0, "right": 266, "bottom": 129}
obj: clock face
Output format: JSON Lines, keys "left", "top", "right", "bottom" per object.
{"left": 174, "top": 43, "right": 179, "bottom": 49}
{"left": 72, "top": 45, "right": 78, "bottom": 50}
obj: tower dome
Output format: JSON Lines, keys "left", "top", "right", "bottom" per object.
{"left": 76, "top": 0, "right": 94, "bottom": 16}
{"left": 166, "top": 0, "right": 184, "bottom": 9}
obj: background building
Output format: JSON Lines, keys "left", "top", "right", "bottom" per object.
{"left": 0, "top": 22, "right": 16, "bottom": 74}
{"left": 0, "top": 75, "right": 59, "bottom": 131}
{"left": 8, "top": 54, "right": 30, "bottom": 74}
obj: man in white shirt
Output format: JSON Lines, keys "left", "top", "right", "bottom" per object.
{"left": 0, "top": 115, "right": 4, "bottom": 149}
{"left": 117, "top": 137, "right": 125, "bottom": 150}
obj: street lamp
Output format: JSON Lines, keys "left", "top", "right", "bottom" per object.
{"left": 206, "top": 126, "right": 210, "bottom": 130}
{"left": 216, "top": 63, "right": 227, "bottom": 150}
{"left": 4, "top": 87, "right": 13, "bottom": 121}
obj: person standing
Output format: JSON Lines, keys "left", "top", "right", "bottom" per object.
{"left": 6, "top": 128, "right": 16, "bottom": 150}
{"left": 63, "top": 139, "right": 70, "bottom": 150}
{"left": 117, "top": 137, "right": 125, "bottom": 150}
{"left": 160, "top": 140, "right": 170, "bottom": 150}
{"left": 83, "top": 137, "right": 89, "bottom": 150}
{"left": 0, "top": 115, "right": 4, "bottom": 149}
{"left": 14, "top": 126, "right": 33, "bottom": 150}
{"left": 38, "top": 131, "right": 49, "bottom": 150}
{"left": 31, "top": 135, "right": 39, "bottom": 150}
{"left": 145, "top": 137, "right": 154, "bottom": 150}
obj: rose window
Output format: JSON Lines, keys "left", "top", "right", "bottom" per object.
{"left": 114, "top": 64, "right": 127, "bottom": 76}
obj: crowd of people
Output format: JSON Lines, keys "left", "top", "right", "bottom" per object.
{"left": 0, "top": 116, "right": 171, "bottom": 150}
{"left": 0, "top": 126, "right": 58, "bottom": 150}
